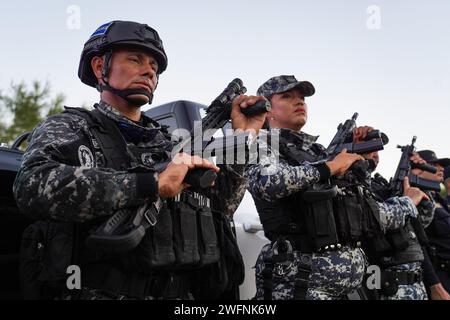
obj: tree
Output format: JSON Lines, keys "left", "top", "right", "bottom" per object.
{"left": 0, "top": 81, "right": 65, "bottom": 148}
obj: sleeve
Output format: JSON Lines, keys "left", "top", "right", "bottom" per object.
{"left": 244, "top": 141, "right": 327, "bottom": 202}
{"left": 422, "top": 249, "right": 441, "bottom": 288}
{"left": 13, "top": 113, "right": 158, "bottom": 223}
{"left": 416, "top": 192, "right": 436, "bottom": 228}
{"left": 377, "top": 196, "right": 418, "bottom": 231}
{"left": 208, "top": 163, "right": 248, "bottom": 217}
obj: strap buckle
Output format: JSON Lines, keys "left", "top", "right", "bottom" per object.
{"left": 144, "top": 197, "right": 163, "bottom": 227}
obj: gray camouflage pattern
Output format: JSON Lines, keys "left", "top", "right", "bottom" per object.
{"left": 380, "top": 282, "right": 427, "bottom": 300}
{"left": 307, "top": 246, "right": 366, "bottom": 300}
{"left": 254, "top": 243, "right": 366, "bottom": 300}
{"left": 14, "top": 100, "right": 247, "bottom": 223}
{"left": 245, "top": 129, "right": 323, "bottom": 202}
{"left": 254, "top": 243, "right": 311, "bottom": 300}
{"left": 257, "top": 75, "right": 315, "bottom": 98}
{"left": 246, "top": 129, "right": 422, "bottom": 300}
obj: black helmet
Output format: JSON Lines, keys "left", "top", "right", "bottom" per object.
{"left": 78, "top": 20, "right": 168, "bottom": 88}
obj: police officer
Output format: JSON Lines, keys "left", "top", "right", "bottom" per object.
{"left": 245, "top": 75, "right": 422, "bottom": 300}
{"left": 416, "top": 150, "right": 450, "bottom": 295}
{"left": 364, "top": 151, "right": 435, "bottom": 300}
{"left": 13, "top": 20, "right": 266, "bottom": 300}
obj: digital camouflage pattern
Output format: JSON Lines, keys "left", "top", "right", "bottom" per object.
{"left": 256, "top": 75, "right": 315, "bottom": 98}
{"left": 370, "top": 175, "right": 435, "bottom": 300}
{"left": 14, "top": 101, "right": 247, "bottom": 223}
{"left": 246, "top": 129, "right": 422, "bottom": 300}
{"left": 13, "top": 101, "right": 248, "bottom": 299}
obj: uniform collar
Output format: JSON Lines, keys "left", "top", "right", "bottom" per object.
{"left": 272, "top": 128, "right": 319, "bottom": 150}
{"left": 96, "top": 101, "right": 165, "bottom": 145}
{"left": 96, "top": 100, "right": 159, "bottom": 130}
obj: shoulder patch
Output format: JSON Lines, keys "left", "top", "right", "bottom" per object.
{"left": 78, "top": 145, "right": 94, "bottom": 167}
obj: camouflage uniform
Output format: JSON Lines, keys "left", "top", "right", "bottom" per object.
{"left": 370, "top": 176, "right": 434, "bottom": 300}
{"left": 13, "top": 101, "right": 247, "bottom": 299}
{"left": 247, "top": 129, "right": 419, "bottom": 300}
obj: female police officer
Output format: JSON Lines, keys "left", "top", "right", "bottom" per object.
{"left": 245, "top": 75, "right": 426, "bottom": 300}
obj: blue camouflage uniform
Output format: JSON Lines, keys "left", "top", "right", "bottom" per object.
{"left": 246, "top": 129, "right": 419, "bottom": 300}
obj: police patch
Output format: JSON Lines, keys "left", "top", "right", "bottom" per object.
{"left": 90, "top": 21, "right": 113, "bottom": 38}
{"left": 78, "top": 145, "right": 94, "bottom": 167}
{"left": 141, "top": 153, "right": 154, "bottom": 166}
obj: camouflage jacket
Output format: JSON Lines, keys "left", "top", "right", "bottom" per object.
{"left": 13, "top": 101, "right": 247, "bottom": 223}
{"left": 245, "top": 129, "right": 418, "bottom": 232}
{"left": 370, "top": 173, "right": 435, "bottom": 229}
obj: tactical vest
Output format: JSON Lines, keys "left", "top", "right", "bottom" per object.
{"left": 367, "top": 175, "right": 424, "bottom": 266}
{"left": 20, "top": 106, "right": 245, "bottom": 299}
{"left": 60, "top": 106, "right": 222, "bottom": 272}
{"left": 254, "top": 130, "right": 382, "bottom": 254}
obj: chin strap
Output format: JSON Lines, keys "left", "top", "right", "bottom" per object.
{"left": 96, "top": 50, "right": 154, "bottom": 106}
{"left": 97, "top": 83, "right": 153, "bottom": 106}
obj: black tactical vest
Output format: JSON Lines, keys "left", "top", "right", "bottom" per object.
{"left": 61, "top": 106, "right": 222, "bottom": 272}
{"left": 254, "top": 129, "right": 381, "bottom": 253}
{"left": 368, "top": 175, "right": 424, "bottom": 266}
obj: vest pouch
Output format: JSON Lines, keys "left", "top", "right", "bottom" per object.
{"left": 334, "top": 197, "right": 350, "bottom": 241}
{"left": 191, "top": 210, "right": 244, "bottom": 300}
{"left": 197, "top": 206, "right": 220, "bottom": 266}
{"left": 343, "top": 195, "right": 363, "bottom": 240}
{"left": 172, "top": 201, "right": 200, "bottom": 266}
{"left": 302, "top": 195, "right": 339, "bottom": 251}
{"left": 370, "top": 233, "right": 393, "bottom": 256}
{"left": 20, "top": 221, "right": 73, "bottom": 299}
{"left": 140, "top": 204, "right": 176, "bottom": 268}
{"left": 379, "top": 270, "right": 399, "bottom": 297}
{"left": 386, "top": 228, "right": 409, "bottom": 251}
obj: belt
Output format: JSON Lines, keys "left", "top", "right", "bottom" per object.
{"left": 382, "top": 270, "right": 423, "bottom": 286}
{"left": 316, "top": 240, "right": 363, "bottom": 253}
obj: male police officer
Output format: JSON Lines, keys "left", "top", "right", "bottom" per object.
{"left": 245, "top": 75, "right": 423, "bottom": 300}
{"left": 13, "top": 20, "right": 266, "bottom": 300}
{"left": 416, "top": 150, "right": 450, "bottom": 295}
{"left": 365, "top": 151, "right": 435, "bottom": 300}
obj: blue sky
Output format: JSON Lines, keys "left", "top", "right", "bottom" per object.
{"left": 1, "top": 0, "right": 449, "bottom": 179}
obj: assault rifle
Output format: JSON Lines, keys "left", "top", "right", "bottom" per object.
{"left": 326, "top": 112, "right": 385, "bottom": 157}
{"left": 302, "top": 113, "right": 386, "bottom": 202}
{"left": 389, "top": 136, "right": 440, "bottom": 246}
{"left": 390, "top": 136, "right": 440, "bottom": 194}
{"left": 85, "top": 78, "right": 270, "bottom": 251}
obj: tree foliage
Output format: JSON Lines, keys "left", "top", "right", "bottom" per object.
{"left": 0, "top": 81, "right": 65, "bottom": 147}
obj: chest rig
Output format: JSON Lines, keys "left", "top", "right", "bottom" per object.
{"left": 64, "top": 106, "right": 220, "bottom": 272}
{"left": 255, "top": 129, "right": 382, "bottom": 254}
{"left": 366, "top": 175, "right": 424, "bottom": 267}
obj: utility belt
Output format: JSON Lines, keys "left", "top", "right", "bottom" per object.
{"left": 279, "top": 233, "right": 363, "bottom": 254}
{"left": 81, "top": 263, "right": 192, "bottom": 299}
{"left": 379, "top": 269, "right": 423, "bottom": 297}
{"left": 434, "top": 257, "right": 450, "bottom": 274}
{"left": 137, "top": 190, "right": 220, "bottom": 270}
